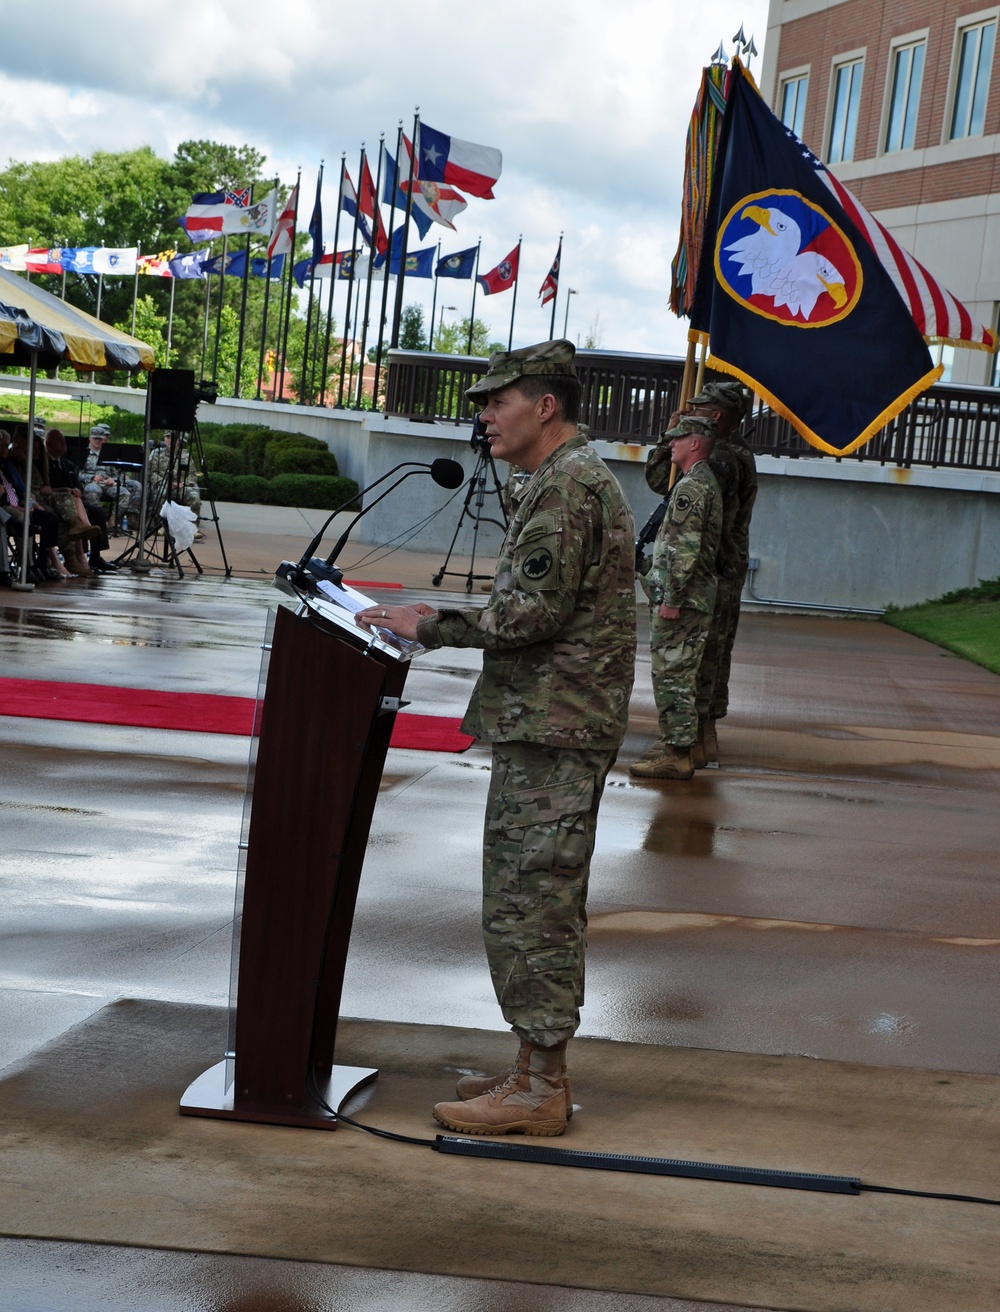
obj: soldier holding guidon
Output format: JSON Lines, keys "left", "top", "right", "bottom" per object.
{"left": 631, "top": 414, "right": 722, "bottom": 781}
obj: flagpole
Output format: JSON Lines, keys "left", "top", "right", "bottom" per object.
{"left": 257, "top": 176, "right": 280, "bottom": 399}
{"left": 300, "top": 163, "right": 323, "bottom": 405}
{"left": 355, "top": 144, "right": 383, "bottom": 407}
{"left": 373, "top": 126, "right": 403, "bottom": 407}
{"left": 211, "top": 233, "right": 229, "bottom": 386}
{"left": 319, "top": 155, "right": 346, "bottom": 406}
{"left": 549, "top": 233, "right": 562, "bottom": 339}
{"left": 507, "top": 237, "right": 522, "bottom": 350}
{"left": 679, "top": 339, "right": 697, "bottom": 408}
{"left": 467, "top": 239, "right": 481, "bottom": 355}
{"left": 429, "top": 240, "right": 441, "bottom": 348}
{"left": 200, "top": 248, "right": 213, "bottom": 379}
{"left": 166, "top": 276, "right": 176, "bottom": 369}
{"left": 130, "top": 241, "right": 141, "bottom": 333}
{"left": 389, "top": 107, "right": 419, "bottom": 349}
{"left": 693, "top": 335, "right": 708, "bottom": 393}
{"left": 351, "top": 261, "right": 364, "bottom": 401}
{"left": 277, "top": 169, "right": 301, "bottom": 402}
{"left": 233, "top": 184, "right": 256, "bottom": 399}
{"left": 337, "top": 150, "right": 364, "bottom": 407}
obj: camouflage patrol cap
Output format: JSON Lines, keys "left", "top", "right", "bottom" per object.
{"left": 687, "top": 380, "right": 751, "bottom": 418}
{"left": 664, "top": 414, "right": 719, "bottom": 441}
{"left": 466, "top": 338, "right": 577, "bottom": 398}
{"left": 89, "top": 422, "right": 111, "bottom": 439}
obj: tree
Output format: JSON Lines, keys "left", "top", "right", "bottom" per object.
{"left": 115, "top": 295, "right": 168, "bottom": 368}
{"left": 0, "top": 141, "right": 274, "bottom": 387}
{"left": 435, "top": 317, "right": 504, "bottom": 357}
{"left": 399, "top": 303, "right": 428, "bottom": 350}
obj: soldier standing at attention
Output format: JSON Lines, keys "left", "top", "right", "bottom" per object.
{"left": 631, "top": 415, "right": 722, "bottom": 781}
{"left": 642, "top": 381, "right": 757, "bottom": 767}
{"left": 357, "top": 340, "right": 636, "bottom": 1136}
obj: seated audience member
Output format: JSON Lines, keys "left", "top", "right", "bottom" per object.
{"left": 1, "top": 425, "right": 71, "bottom": 580}
{"left": 44, "top": 429, "right": 117, "bottom": 574}
{"left": 79, "top": 422, "right": 141, "bottom": 531}
{"left": 147, "top": 431, "right": 203, "bottom": 539}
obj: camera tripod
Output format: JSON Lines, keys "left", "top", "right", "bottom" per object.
{"left": 116, "top": 420, "right": 231, "bottom": 580}
{"left": 432, "top": 423, "right": 508, "bottom": 593}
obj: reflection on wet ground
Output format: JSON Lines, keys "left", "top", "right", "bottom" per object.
{"left": 1, "top": 573, "right": 998, "bottom": 1310}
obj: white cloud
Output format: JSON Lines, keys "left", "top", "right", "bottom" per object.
{"left": 0, "top": 0, "right": 770, "bottom": 356}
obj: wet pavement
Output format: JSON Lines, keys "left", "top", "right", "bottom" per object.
{"left": 1, "top": 505, "right": 999, "bottom": 1310}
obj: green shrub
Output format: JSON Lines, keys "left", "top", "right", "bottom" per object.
{"left": 231, "top": 474, "right": 272, "bottom": 503}
{"left": 106, "top": 409, "right": 145, "bottom": 443}
{"left": 203, "top": 443, "right": 244, "bottom": 475}
{"left": 203, "top": 471, "right": 237, "bottom": 501}
{"left": 267, "top": 473, "right": 359, "bottom": 510}
{"left": 264, "top": 442, "right": 340, "bottom": 478}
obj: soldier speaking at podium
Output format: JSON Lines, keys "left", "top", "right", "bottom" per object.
{"left": 358, "top": 340, "right": 636, "bottom": 1136}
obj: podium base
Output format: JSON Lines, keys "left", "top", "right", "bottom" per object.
{"left": 179, "top": 1059, "right": 378, "bottom": 1130}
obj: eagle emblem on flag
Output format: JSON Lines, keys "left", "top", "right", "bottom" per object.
{"left": 716, "top": 190, "right": 861, "bottom": 327}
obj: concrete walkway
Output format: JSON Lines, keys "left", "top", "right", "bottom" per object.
{"left": 1, "top": 504, "right": 998, "bottom": 1310}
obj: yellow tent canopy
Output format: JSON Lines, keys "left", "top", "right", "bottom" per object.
{"left": 0, "top": 266, "right": 156, "bottom": 372}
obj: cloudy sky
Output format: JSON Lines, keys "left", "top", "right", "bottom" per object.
{"left": 0, "top": 0, "right": 770, "bottom": 356}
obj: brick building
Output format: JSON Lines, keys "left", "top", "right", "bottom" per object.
{"left": 760, "top": 0, "right": 1000, "bottom": 383}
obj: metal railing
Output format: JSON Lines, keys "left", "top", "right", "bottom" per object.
{"left": 385, "top": 349, "right": 1000, "bottom": 472}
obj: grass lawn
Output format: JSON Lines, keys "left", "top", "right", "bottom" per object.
{"left": 884, "top": 592, "right": 1000, "bottom": 677}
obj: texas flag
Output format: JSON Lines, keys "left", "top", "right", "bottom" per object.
{"left": 417, "top": 123, "right": 502, "bottom": 200}
{"left": 477, "top": 244, "right": 519, "bottom": 295}
{"left": 401, "top": 137, "right": 468, "bottom": 230}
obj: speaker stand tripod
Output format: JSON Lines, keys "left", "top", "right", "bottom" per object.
{"left": 432, "top": 437, "right": 508, "bottom": 593}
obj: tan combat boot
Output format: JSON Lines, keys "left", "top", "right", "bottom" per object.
{"left": 703, "top": 719, "right": 719, "bottom": 764}
{"left": 629, "top": 745, "right": 695, "bottom": 780}
{"left": 635, "top": 738, "right": 669, "bottom": 764}
{"left": 433, "top": 1041, "right": 568, "bottom": 1136}
{"left": 690, "top": 719, "right": 709, "bottom": 769}
{"left": 455, "top": 1039, "right": 573, "bottom": 1119}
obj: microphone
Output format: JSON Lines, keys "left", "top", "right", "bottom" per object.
{"left": 325, "top": 457, "right": 465, "bottom": 565}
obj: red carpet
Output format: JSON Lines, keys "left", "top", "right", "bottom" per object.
{"left": 0, "top": 678, "right": 474, "bottom": 752}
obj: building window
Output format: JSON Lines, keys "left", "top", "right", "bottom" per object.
{"left": 950, "top": 19, "right": 996, "bottom": 139}
{"left": 829, "top": 59, "right": 863, "bottom": 162}
{"left": 780, "top": 74, "right": 809, "bottom": 137}
{"left": 885, "top": 41, "right": 925, "bottom": 151}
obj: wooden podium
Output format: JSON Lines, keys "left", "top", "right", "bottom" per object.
{"left": 181, "top": 592, "right": 410, "bottom": 1129}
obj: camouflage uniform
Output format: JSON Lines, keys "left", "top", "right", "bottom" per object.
{"left": 646, "top": 385, "right": 758, "bottom": 723}
{"left": 147, "top": 441, "right": 202, "bottom": 519}
{"left": 80, "top": 433, "right": 141, "bottom": 526}
{"left": 417, "top": 349, "right": 636, "bottom": 1049}
{"left": 644, "top": 423, "right": 722, "bottom": 747}
{"left": 699, "top": 434, "right": 756, "bottom": 719}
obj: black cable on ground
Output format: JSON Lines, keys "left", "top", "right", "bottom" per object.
{"left": 308, "top": 1092, "right": 1000, "bottom": 1206}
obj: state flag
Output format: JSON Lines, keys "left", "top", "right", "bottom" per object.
{"left": 60, "top": 247, "right": 137, "bottom": 276}
{"left": 178, "top": 189, "right": 273, "bottom": 243}
{"left": 341, "top": 172, "right": 374, "bottom": 248}
{"left": 477, "top": 244, "right": 519, "bottom": 295}
{"left": 23, "top": 249, "right": 64, "bottom": 275}
{"left": 380, "top": 145, "right": 433, "bottom": 240}
{"left": 168, "top": 251, "right": 209, "bottom": 279}
{"left": 539, "top": 238, "right": 561, "bottom": 306}
{"left": 0, "top": 245, "right": 29, "bottom": 271}
{"left": 268, "top": 183, "right": 298, "bottom": 260}
{"left": 436, "top": 247, "right": 477, "bottom": 279}
{"left": 416, "top": 123, "right": 502, "bottom": 199}
{"left": 402, "top": 136, "right": 468, "bottom": 230}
